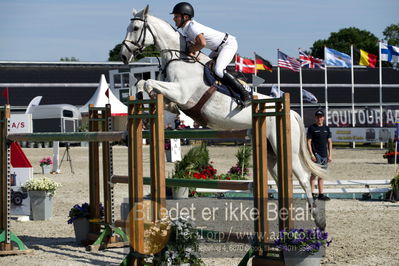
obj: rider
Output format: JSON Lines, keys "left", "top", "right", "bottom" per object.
{"left": 171, "top": 2, "right": 251, "bottom": 107}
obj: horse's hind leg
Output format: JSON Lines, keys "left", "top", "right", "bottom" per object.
{"left": 291, "top": 146, "right": 326, "bottom": 230}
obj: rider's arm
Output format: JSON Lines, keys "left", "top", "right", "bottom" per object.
{"left": 188, "top": 33, "right": 206, "bottom": 55}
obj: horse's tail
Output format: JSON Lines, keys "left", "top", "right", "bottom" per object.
{"left": 293, "top": 111, "right": 329, "bottom": 180}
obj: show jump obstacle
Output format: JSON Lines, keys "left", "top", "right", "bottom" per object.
{"left": 0, "top": 94, "right": 293, "bottom": 265}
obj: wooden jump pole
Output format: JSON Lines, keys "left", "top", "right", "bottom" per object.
{"left": 121, "top": 95, "right": 167, "bottom": 265}
{"left": 88, "top": 105, "right": 101, "bottom": 235}
{"left": 251, "top": 94, "right": 294, "bottom": 266}
{"left": 149, "top": 95, "right": 166, "bottom": 222}
{"left": 102, "top": 104, "right": 113, "bottom": 225}
{"left": 252, "top": 96, "right": 269, "bottom": 257}
{"left": 0, "top": 105, "right": 11, "bottom": 251}
{"left": 0, "top": 105, "right": 31, "bottom": 255}
{"left": 276, "top": 94, "right": 294, "bottom": 230}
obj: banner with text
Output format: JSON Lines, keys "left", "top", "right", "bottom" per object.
{"left": 327, "top": 106, "right": 399, "bottom": 128}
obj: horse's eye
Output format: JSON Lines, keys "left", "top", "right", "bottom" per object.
{"left": 133, "top": 26, "right": 139, "bottom": 31}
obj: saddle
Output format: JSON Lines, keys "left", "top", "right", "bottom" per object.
{"left": 180, "top": 60, "right": 252, "bottom": 127}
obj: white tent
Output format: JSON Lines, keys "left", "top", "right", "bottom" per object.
{"left": 79, "top": 74, "right": 127, "bottom": 116}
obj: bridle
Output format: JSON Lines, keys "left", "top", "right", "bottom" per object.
{"left": 122, "top": 16, "right": 206, "bottom": 76}
{"left": 122, "top": 17, "right": 156, "bottom": 58}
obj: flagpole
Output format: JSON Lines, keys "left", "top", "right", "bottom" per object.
{"left": 351, "top": 45, "right": 356, "bottom": 148}
{"left": 299, "top": 49, "right": 304, "bottom": 118}
{"left": 277, "top": 49, "right": 281, "bottom": 93}
{"left": 254, "top": 52, "right": 258, "bottom": 93}
{"left": 324, "top": 47, "right": 329, "bottom": 126}
{"left": 379, "top": 41, "right": 383, "bottom": 149}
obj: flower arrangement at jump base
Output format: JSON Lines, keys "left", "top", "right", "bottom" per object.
{"left": 23, "top": 176, "right": 61, "bottom": 220}
{"left": 39, "top": 156, "right": 53, "bottom": 167}
{"left": 150, "top": 216, "right": 204, "bottom": 266}
{"left": 383, "top": 138, "right": 399, "bottom": 164}
{"left": 39, "top": 156, "right": 53, "bottom": 174}
{"left": 67, "top": 202, "right": 105, "bottom": 224}
{"left": 274, "top": 228, "right": 332, "bottom": 254}
{"left": 68, "top": 202, "right": 105, "bottom": 244}
{"left": 171, "top": 143, "right": 252, "bottom": 197}
{"left": 23, "top": 176, "right": 61, "bottom": 197}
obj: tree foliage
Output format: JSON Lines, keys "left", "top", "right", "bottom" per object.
{"left": 383, "top": 23, "right": 399, "bottom": 46}
{"left": 309, "top": 27, "right": 379, "bottom": 59}
{"left": 108, "top": 44, "right": 160, "bottom": 61}
{"left": 60, "top": 57, "right": 79, "bottom": 62}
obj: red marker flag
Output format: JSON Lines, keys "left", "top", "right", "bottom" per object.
{"left": 1, "top": 88, "right": 9, "bottom": 104}
{"left": 105, "top": 88, "right": 110, "bottom": 104}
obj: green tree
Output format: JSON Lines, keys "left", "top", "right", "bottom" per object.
{"left": 383, "top": 23, "right": 399, "bottom": 46}
{"left": 310, "top": 27, "right": 379, "bottom": 59}
{"left": 108, "top": 44, "right": 160, "bottom": 61}
{"left": 60, "top": 57, "right": 79, "bottom": 61}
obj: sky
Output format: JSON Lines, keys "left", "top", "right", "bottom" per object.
{"left": 0, "top": 0, "right": 397, "bottom": 64}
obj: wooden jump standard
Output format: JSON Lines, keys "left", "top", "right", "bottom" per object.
{"left": 0, "top": 94, "right": 293, "bottom": 265}
{"left": 114, "top": 94, "right": 293, "bottom": 266}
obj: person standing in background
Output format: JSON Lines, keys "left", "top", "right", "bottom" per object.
{"left": 307, "top": 110, "right": 332, "bottom": 201}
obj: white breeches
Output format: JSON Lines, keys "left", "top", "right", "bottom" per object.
{"left": 210, "top": 35, "right": 238, "bottom": 78}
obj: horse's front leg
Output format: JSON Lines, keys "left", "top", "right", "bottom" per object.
{"left": 141, "top": 79, "right": 188, "bottom": 105}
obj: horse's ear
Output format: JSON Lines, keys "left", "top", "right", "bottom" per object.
{"left": 143, "top": 5, "right": 149, "bottom": 17}
{"left": 132, "top": 8, "right": 138, "bottom": 17}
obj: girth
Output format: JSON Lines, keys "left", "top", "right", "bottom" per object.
{"left": 180, "top": 86, "right": 217, "bottom": 127}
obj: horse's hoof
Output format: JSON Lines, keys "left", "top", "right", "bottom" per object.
{"left": 312, "top": 207, "right": 326, "bottom": 230}
{"left": 149, "top": 91, "right": 157, "bottom": 99}
{"left": 136, "top": 91, "right": 143, "bottom": 100}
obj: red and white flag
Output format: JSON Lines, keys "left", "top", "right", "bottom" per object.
{"left": 235, "top": 54, "right": 255, "bottom": 74}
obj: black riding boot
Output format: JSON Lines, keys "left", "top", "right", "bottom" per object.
{"left": 221, "top": 72, "right": 252, "bottom": 107}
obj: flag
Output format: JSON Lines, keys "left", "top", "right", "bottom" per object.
{"left": 353, "top": 48, "right": 377, "bottom": 68}
{"left": 105, "top": 88, "right": 110, "bottom": 98}
{"left": 325, "top": 47, "right": 351, "bottom": 68}
{"left": 1, "top": 88, "right": 9, "bottom": 104}
{"left": 277, "top": 50, "right": 301, "bottom": 72}
{"left": 299, "top": 50, "right": 325, "bottom": 69}
{"left": 255, "top": 53, "right": 273, "bottom": 72}
{"left": 235, "top": 54, "right": 255, "bottom": 73}
{"left": 302, "top": 89, "right": 318, "bottom": 103}
{"left": 270, "top": 84, "right": 284, "bottom": 98}
{"left": 381, "top": 43, "right": 399, "bottom": 64}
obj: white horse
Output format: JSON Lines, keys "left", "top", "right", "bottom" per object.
{"left": 120, "top": 6, "right": 327, "bottom": 230}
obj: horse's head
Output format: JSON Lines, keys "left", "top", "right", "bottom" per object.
{"left": 120, "top": 5, "right": 155, "bottom": 64}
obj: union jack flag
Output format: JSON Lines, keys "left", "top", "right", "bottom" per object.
{"left": 299, "top": 50, "right": 325, "bottom": 69}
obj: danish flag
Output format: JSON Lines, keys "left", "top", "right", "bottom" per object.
{"left": 235, "top": 54, "right": 255, "bottom": 74}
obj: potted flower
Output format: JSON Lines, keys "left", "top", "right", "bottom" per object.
{"left": 383, "top": 138, "right": 399, "bottom": 164}
{"left": 39, "top": 156, "right": 53, "bottom": 174}
{"left": 171, "top": 143, "right": 209, "bottom": 199}
{"left": 151, "top": 216, "right": 204, "bottom": 266}
{"left": 390, "top": 172, "right": 399, "bottom": 201}
{"left": 67, "top": 203, "right": 104, "bottom": 244}
{"left": 23, "top": 176, "right": 61, "bottom": 220}
{"left": 274, "top": 228, "right": 332, "bottom": 266}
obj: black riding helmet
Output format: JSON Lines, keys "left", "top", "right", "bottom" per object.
{"left": 171, "top": 2, "right": 194, "bottom": 18}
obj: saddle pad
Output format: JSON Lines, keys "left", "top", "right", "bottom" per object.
{"left": 203, "top": 64, "right": 252, "bottom": 101}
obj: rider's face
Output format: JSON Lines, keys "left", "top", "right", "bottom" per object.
{"left": 173, "top": 14, "right": 182, "bottom": 27}
{"left": 173, "top": 14, "right": 188, "bottom": 27}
